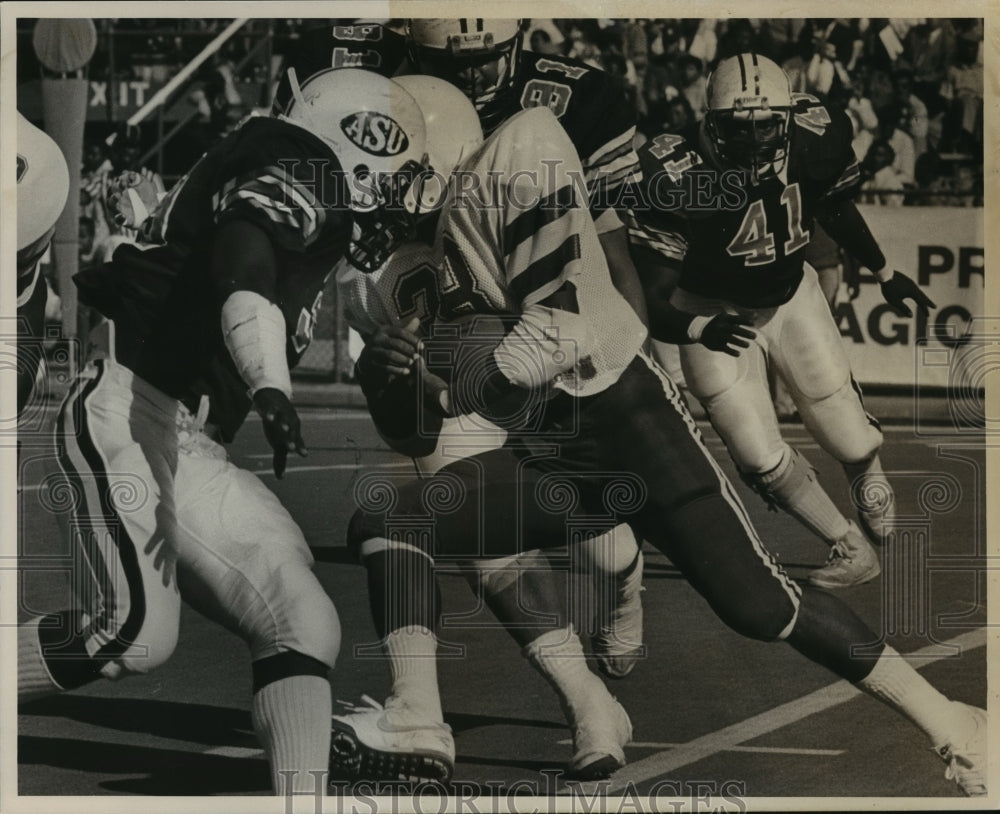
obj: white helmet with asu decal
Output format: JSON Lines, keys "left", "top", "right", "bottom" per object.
{"left": 705, "top": 53, "right": 793, "bottom": 182}
{"left": 407, "top": 19, "right": 525, "bottom": 130}
{"left": 283, "top": 67, "right": 434, "bottom": 273}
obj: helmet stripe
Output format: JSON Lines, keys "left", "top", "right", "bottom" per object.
{"left": 751, "top": 52, "right": 761, "bottom": 96}
{"left": 460, "top": 18, "right": 469, "bottom": 33}
{"left": 737, "top": 53, "right": 747, "bottom": 91}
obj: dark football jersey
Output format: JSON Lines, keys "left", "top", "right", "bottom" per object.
{"left": 272, "top": 22, "right": 408, "bottom": 113}
{"left": 273, "top": 26, "right": 639, "bottom": 221}
{"left": 628, "top": 94, "right": 860, "bottom": 308}
{"left": 74, "top": 116, "right": 352, "bottom": 441}
{"left": 481, "top": 51, "right": 640, "bottom": 218}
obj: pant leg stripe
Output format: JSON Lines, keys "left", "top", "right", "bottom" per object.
{"left": 638, "top": 351, "right": 803, "bottom": 603}
{"left": 62, "top": 361, "right": 149, "bottom": 659}
{"left": 56, "top": 370, "right": 117, "bottom": 635}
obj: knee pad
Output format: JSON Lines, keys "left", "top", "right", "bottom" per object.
{"left": 251, "top": 560, "right": 341, "bottom": 669}
{"left": 471, "top": 551, "right": 549, "bottom": 597}
{"left": 110, "top": 610, "right": 181, "bottom": 678}
{"left": 802, "top": 378, "right": 884, "bottom": 464}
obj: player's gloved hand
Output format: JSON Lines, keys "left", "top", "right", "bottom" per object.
{"left": 879, "top": 271, "right": 936, "bottom": 318}
{"left": 356, "top": 316, "right": 423, "bottom": 388}
{"left": 698, "top": 313, "right": 756, "bottom": 357}
{"left": 252, "top": 387, "right": 307, "bottom": 479}
{"left": 106, "top": 168, "right": 166, "bottom": 229}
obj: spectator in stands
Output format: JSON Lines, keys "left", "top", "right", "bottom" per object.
{"left": 843, "top": 74, "right": 880, "bottom": 157}
{"left": 717, "top": 19, "right": 758, "bottom": 60}
{"left": 860, "top": 139, "right": 905, "bottom": 206}
{"left": 875, "top": 103, "right": 916, "bottom": 186}
{"left": 905, "top": 19, "right": 955, "bottom": 104}
{"left": 678, "top": 54, "right": 707, "bottom": 120}
{"left": 941, "top": 27, "right": 983, "bottom": 154}
{"left": 529, "top": 28, "right": 559, "bottom": 56}
{"left": 891, "top": 66, "right": 929, "bottom": 157}
{"left": 686, "top": 19, "right": 718, "bottom": 68}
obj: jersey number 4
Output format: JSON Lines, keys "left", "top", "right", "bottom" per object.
{"left": 726, "top": 183, "right": 810, "bottom": 267}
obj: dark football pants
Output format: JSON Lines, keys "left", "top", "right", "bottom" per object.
{"left": 350, "top": 350, "right": 803, "bottom": 642}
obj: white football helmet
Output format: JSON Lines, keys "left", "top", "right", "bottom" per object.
{"left": 407, "top": 19, "right": 525, "bottom": 130}
{"left": 705, "top": 53, "right": 793, "bottom": 181}
{"left": 394, "top": 74, "right": 483, "bottom": 188}
{"left": 283, "top": 67, "right": 433, "bottom": 272}
{"left": 17, "top": 113, "right": 69, "bottom": 256}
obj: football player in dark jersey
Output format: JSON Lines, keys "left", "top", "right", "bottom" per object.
{"left": 346, "top": 103, "right": 985, "bottom": 797}
{"left": 14, "top": 114, "right": 69, "bottom": 417}
{"left": 16, "top": 69, "right": 439, "bottom": 796}
{"left": 275, "top": 18, "right": 648, "bottom": 679}
{"left": 626, "top": 53, "right": 935, "bottom": 590}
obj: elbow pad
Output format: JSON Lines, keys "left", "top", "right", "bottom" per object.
{"left": 220, "top": 290, "right": 292, "bottom": 397}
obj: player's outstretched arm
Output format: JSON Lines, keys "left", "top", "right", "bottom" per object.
{"left": 815, "top": 197, "right": 936, "bottom": 318}
{"left": 213, "top": 217, "right": 308, "bottom": 478}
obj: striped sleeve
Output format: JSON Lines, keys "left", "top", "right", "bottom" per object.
{"left": 624, "top": 207, "right": 688, "bottom": 265}
{"left": 502, "top": 183, "right": 588, "bottom": 308}
{"left": 582, "top": 125, "right": 642, "bottom": 214}
{"left": 818, "top": 157, "right": 862, "bottom": 202}
{"left": 212, "top": 165, "right": 326, "bottom": 252}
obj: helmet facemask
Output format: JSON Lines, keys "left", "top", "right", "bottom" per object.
{"left": 347, "top": 155, "right": 441, "bottom": 274}
{"left": 707, "top": 106, "right": 790, "bottom": 184}
{"left": 408, "top": 20, "right": 524, "bottom": 132}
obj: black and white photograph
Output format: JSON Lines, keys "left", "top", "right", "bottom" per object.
{"left": 1, "top": 3, "right": 994, "bottom": 812}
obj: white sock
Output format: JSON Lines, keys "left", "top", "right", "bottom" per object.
{"left": 523, "top": 627, "right": 607, "bottom": 719}
{"left": 384, "top": 626, "right": 442, "bottom": 723}
{"left": 251, "top": 675, "right": 332, "bottom": 796}
{"left": 858, "top": 646, "right": 974, "bottom": 747}
{"left": 18, "top": 617, "right": 64, "bottom": 701}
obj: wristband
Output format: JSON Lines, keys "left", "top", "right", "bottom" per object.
{"left": 875, "top": 267, "right": 895, "bottom": 284}
{"left": 221, "top": 290, "right": 293, "bottom": 397}
{"left": 686, "top": 315, "right": 713, "bottom": 342}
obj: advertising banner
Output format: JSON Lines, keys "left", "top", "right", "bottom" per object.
{"left": 836, "top": 205, "right": 984, "bottom": 388}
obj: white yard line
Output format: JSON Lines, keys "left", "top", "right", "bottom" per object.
{"left": 597, "top": 627, "right": 986, "bottom": 794}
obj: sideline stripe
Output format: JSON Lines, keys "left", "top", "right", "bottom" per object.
{"left": 557, "top": 739, "right": 844, "bottom": 756}
{"left": 600, "top": 627, "right": 986, "bottom": 794}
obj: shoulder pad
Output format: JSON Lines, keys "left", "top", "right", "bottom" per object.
{"left": 641, "top": 131, "right": 704, "bottom": 182}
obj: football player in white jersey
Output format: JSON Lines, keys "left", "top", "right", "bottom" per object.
{"left": 15, "top": 114, "right": 70, "bottom": 416}
{"left": 341, "top": 100, "right": 985, "bottom": 795}
{"left": 335, "top": 76, "right": 636, "bottom": 782}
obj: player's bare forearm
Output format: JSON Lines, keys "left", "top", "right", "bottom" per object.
{"left": 211, "top": 218, "right": 280, "bottom": 300}
{"left": 599, "top": 226, "right": 649, "bottom": 326}
{"left": 816, "top": 198, "right": 936, "bottom": 318}
{"left": 814, "top": 198, "right": 886, "bottom": 274}
{"left": 634, "top": 246, "right": 755, "bottom": 355}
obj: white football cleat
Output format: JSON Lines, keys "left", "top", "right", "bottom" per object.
{"left": 329, "top": 695, "right": 455, "bottom": 783}
{"left": 567, "top": 692, "right": 633, "bottom": 780}
{"left": 808, "top": 523, "right": 881, "bottom": 590}
{"left": 592, "top": 551, "right": 646, "bottom": 679}
{"left": 935, "top": 703, "right": 987, "bottom": 797}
